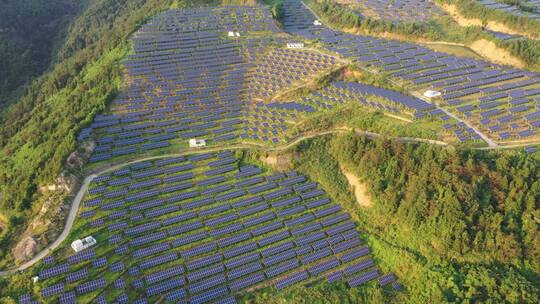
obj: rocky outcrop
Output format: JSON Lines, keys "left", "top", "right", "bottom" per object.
{"left": 261, "top": 152, "right": 298, "bottom": 171}
{"left": 12, "top": 236, "right": 38, "bottom": 262}
{"left": 11, "top": 193, "right": 68, "bottom": 263}
{"left": 66, "top": 140, "right": 95, "bottom": 168}
{"left": 39, "top": 172, "right": 80, "bottom": 194}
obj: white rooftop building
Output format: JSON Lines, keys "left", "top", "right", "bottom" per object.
{"left": 313, "top": 20, "right": 322, "bottom": 25}
{"left": 71, "top": 236, "right": 96, "bottom": 253}
{"left": 189, "top": 138, "right": 206, "bottom": 148}
{"left": 423, "top": 90, "right": 441, "bottom": 99}
{"left": 287, "top": 42, "right": 305, "bottom": 49}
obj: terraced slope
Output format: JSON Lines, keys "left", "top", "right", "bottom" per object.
{"left": 476, "top": 0, "right": 540, "bottom": 19}
{"left": 27, "top": 152, "right": 397, "bottom": 303}
{"left": 334, "top": 0, "right": 446, "bottom": 22}
{"left": 287, "top": 0, "right": 540, "bottom": 145}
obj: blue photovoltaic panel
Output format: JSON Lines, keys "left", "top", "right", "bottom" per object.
{"left": 225, "top": 252, "right": 260, "bottom": 270}
{"left": 190, "top": 285, "right": 228, "bottom": 304}
{"left": 328, "top": 270, "right": 344, "bottom": 283}
{"left": 343, "top": 258, "right": 375, "bottom": 276}
{"left": 41, "top": 282, "right": 65, "bottom": 297}
{"left": 229, "top": 272, "right": 266, "bottom": 292}
{"left": 347, "top": 269, "right": 380, "bottom": 287}
{"left": 187, "top": 253, "right": 223, "bottom": 271}
{"left": 275, "top": 271, "right": 309, "bottom": 289}
{"left": 188, "top": 273, "right": 227, "bottom": 294}
{"left": 66, "top": 268, "right": 89, "bottom": 283}
{"left": 145, "top": 265, "right": 185, "bottom": 285}
{"left": 187, "top": 263, "right": 225, "bottom": 283}
{"left": 146, "top": 276, "right": 186, "bottom": 296}
{"left": 77, "top": 278, "right": 106, "bottom": 295}
{"left": 39, "top": 263, "right": 69, "bottom": 279}
{"left": 166, "top": 289, "right": 187, "bottom": 302}
{"left": 265, "top": 258, "right": 300, "bottom": 278}
{"left": 308, "top": 257, "right": 340, "bottom": 276}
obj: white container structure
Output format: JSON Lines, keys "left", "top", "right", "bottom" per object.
{"left": 189, "top": 138, "right": 206, "bottom": 148}
{"left": 71, "top": 236, "right": 97, "bottom": 253}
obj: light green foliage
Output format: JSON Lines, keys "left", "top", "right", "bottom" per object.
{"left": 245, "top": 134, "right": 539, "bottom": 303}
{"left": 291, "top": 102, "right": 443, "bottom": 140}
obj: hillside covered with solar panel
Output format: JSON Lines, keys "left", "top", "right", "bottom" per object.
{"left": 0, "top": 0, "right": 539, "bottom": 304}
{"left": 75, "top": 1, "right": 540, "bottom": 168}
{"left": 30, "top": 151, "right": 401, "bottom": 303}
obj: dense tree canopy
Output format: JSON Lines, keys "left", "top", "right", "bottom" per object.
{"left": 0, "top": 0, "right": 83, "bottom": 106}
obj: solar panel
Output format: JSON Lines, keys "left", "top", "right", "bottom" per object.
{"left": 225, "top": 252, "right": 260, "bottom": 270}
{"left": 275, "top": 270, "right": 309, "bottom": 289}
{"left": 39, "top": 263, "right": 69, "bottom": 279}
{"left": 188, "top": 273, "right": 227, "bottom": 294}
{"left": 347, "top": 269, "right": 380, "bottom": 287}
{"left": 41, "top": 282, "right": 64, "bottom": 297}
{"left": 190, "top": 285, "right": 228, "bottom": 304}
{"left": 146, "top": 276, "right": 186, "bottom": 296}
{"left": 229, "top": 272, "right": 266, "bottom": 291}
{"left": 344, "top": 258, "right": 375, "bottom": 276}
{"left": 77, "top": 278, "right": 106, "bottom": 295}
{"left": 66, "top": 268, "right": 89, "bottom": 283}
{"left": 139, "top": 251, "right": 178, "bottom": 270}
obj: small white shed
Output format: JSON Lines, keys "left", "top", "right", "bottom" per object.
{"left": 423, "top": 90, "right": 441, "bottom": 99}
{"left": 189, "top": 138, "right": 206, "bottom": 148}
{"left": 71, "top": 236, "right": 97, "bottom": 253}
{"left": 287, "top": 42, "right": 305, "bottom": 49}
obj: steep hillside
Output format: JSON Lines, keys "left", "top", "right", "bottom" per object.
{"left": 0, "top": 0, "right": 83, "bottom": 106}
{"left": 243, "top": 134, "right": 540, "bottom": 303}
{"left": 0, "top": 0, "right": 181, "bottom": 266}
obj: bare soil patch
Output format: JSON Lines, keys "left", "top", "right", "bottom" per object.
{"left": 341, "top": 167, "right": 372, "bottom": 207}
{"left": 260, "top": 152, "right": 296, "bottom": 171}
{"left": 469, "top": 39, "right": 525, "bottom": 68}
{"left": 441, "top": 4, "right": 536, "bottom": 39}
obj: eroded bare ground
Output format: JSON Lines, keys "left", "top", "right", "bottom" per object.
{"left": 441, "top": 4, "right": 537, "bottom": 39}
{"left": 341, "top": 166, "right": 372, "bottom": 207}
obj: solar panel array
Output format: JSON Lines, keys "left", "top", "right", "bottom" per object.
{"left": 37, "top": 151, "right": 396, "bottom": 302}
{"left": 335, "top": 0, "right": 445, "bottom": 22}
{"left": 277, "top": 79, "right": 482, "bottom": 142}
{"left": 246, "top": 48, "right": 338, "bottom": 100}
{"left": 281, "top": 0, "right": 540, "bottom": 144}
{"left": 477, "top": 0, "right": 540, "bottom": 19}
{"left": 79, "top": 6, "right": 291, "bottom": 162}
{"left": 485, "top": 29, "right": 522, "bottom": 41}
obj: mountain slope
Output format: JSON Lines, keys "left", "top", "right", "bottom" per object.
{"left": 0, "top": 0, "right": 84, "bottom": 106}
{"left": 0, "top": 0, "right": 179, "bottom": 266}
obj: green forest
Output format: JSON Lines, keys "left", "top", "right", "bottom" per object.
{"left": 0, "top": 0, "right": 84, "bottom": 107}
{"left": 241, "top": 133, "right": 539, "bottom": 303}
